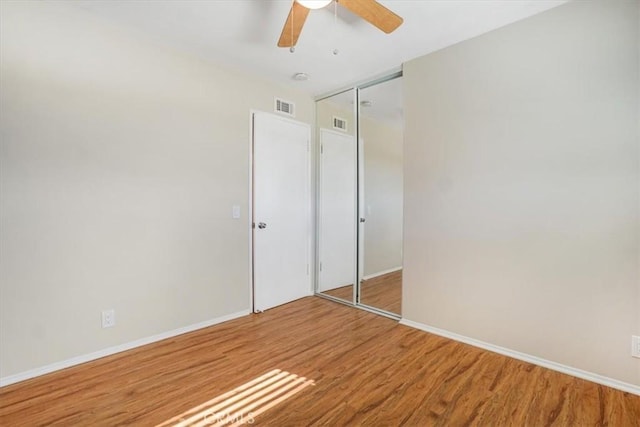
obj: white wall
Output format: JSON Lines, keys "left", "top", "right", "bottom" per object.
{"left": 403, "top": 0, "right": 639, "bottom": 386}
{"left": 0, "top": 1, "right": 313, "bottom": 378}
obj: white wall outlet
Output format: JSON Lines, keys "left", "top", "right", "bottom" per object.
{"left": 632, "top": 335, "right": 640, "bottom": 358}
{"left": 101, "top": 309, "right": 115, "bottom": 328}
{"left": 232, "top": 205, "right": 241, "bottom": 219}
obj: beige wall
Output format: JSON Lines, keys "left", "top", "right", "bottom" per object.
{"left": 403, "top": 0, "right": 639, "bottom": 386}
{"left": 0, "top": 1, "right": 313, "bottom": 378}
{"left": 361, "top": 116, "right": 403, "bottom": 277}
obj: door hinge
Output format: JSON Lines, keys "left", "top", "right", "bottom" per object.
{"left": 319, "top": 262, "right": 322, "bottom": 271}
{"left": 320, "top": 144, "right": 323, "bottom": 154}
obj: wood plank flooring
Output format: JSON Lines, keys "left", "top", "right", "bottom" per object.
{"left": 321, "top": 270, "right": 402, "bottom": 314}
{"left": 360, "top": 270, "right": 402, "bottom": 314}
{"left": 321, "top": 283, "right": 353, "bottom": 301}
{"left": 1, "top": 296, "right": 639, "bottom": 426}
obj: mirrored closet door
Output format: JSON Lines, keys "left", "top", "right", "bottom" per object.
{"left": 315, "top": 74, "right": 403, "bottom": 317}
{"left": 357, "top": 77, "right": 403, "bottom": 316}
{"left": 316, "top": 89, "right": 356, "bottom": 304}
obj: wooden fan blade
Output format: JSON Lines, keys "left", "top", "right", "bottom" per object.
{"left": 278, "top": 1, "right": 311, "bottom": 47}
{"left": 337, "top": 0, "right": 403, "bottom": 33}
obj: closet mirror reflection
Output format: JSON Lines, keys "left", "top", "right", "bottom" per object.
{"left": 357, "top": 77, "right": 403, "bottom": 315}
{"left": 316, "top": 89, "right": 356, "bottom": 303}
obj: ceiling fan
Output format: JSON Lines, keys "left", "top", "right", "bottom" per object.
{"left": 277, "top": 0, "right": 403, "bottom": 48}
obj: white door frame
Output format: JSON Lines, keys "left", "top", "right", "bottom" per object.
{"left": 248, "top": 110, "right": 313, "bottom": 312}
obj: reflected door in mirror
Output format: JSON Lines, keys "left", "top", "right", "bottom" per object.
{"left": 318, "top": 129, "right": 356, "bottom": 302}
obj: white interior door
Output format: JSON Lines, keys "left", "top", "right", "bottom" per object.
{"left": 318, "top": 129, "right": 356, "bottom": 292}
{"left": 253, "top": 112, "right": 311, "bottom": 311}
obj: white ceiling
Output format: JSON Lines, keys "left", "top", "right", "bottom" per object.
{"left": 70, "top": 0, "right": 566, "bottom": 96}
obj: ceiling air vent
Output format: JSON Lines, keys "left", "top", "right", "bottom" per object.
{"left": 275, "top": 98, "right": 295, "bottom": 117}
{"left": 333, "top": 116, "right": 348, "bottom": 132}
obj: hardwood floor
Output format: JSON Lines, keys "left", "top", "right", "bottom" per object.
{"left": 321, "top": 283, "right": 353, "bottom": 301}
{"left": 321, "top": 270, "right": 402, "bottom": 314}
{"left": 360, "top": 270, "right": 402, "bottom": 314}
{"left": 1, "top": 297, "right": 639, "bottom": 426}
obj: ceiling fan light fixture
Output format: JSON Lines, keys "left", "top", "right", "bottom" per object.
{"left": 278, "top": 0, "right": 402, "bottom": 48}
{"left": 296, "top": 0, "right": 332, "bottom": 10}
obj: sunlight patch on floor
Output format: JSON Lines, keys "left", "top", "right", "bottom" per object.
{"left": 156, "top": 369, "right": 316, "bottom": 426}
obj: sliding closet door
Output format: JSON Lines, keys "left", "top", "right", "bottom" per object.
{"left": 315, "top": 78, "right": 403, "bottom": 316}
{"left": 316, "top": 89, "right": 356, "bottom": 304}
{"left": 357, "top": 77, "right": 404, "bottom": 315}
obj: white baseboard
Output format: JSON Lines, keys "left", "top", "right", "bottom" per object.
{"left": 363, "top": 266, "right": 402, "bottom": 281}
{"left": 399, "top": 318, "right": 640, "bottom": 396}
{"left": 0, "top": 309, "right": 251, "bottom": 388}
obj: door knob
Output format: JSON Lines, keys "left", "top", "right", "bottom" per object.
{"left": 258, "top": 222, "right": 267, "bottom": 229}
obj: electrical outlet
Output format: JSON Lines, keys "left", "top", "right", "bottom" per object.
{"left": 632, "top": 335, "right": 640, "bottom": 358}
{"left": 102, "top": 309, "right": 115, "bottom": 328}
